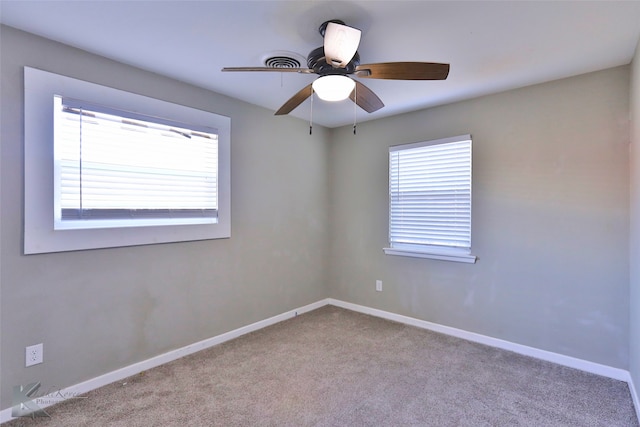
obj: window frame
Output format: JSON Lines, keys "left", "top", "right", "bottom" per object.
{"left": 24, "top": 67, "right": 231, "bottom": 254}
{"left": 383, "top": 134, "right": 476, "bottom": 264}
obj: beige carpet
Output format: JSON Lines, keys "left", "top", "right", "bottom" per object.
{"left": 4, "top": 306, "right": 638, "bottom": 426}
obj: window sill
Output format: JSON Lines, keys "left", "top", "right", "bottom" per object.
{"left": 383, "top": 247, "right": 477, "bottom": 264}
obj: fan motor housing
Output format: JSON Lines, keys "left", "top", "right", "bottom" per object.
{"left": 307, "top": 46, "right": 360, "bottom": 76}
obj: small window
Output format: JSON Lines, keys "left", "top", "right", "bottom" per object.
{"left": 384, "top": 135, "right": 476, "bottom": 263}
{"left": 24, "top": 67, "right": 230, "bottom": 254}
{"left": 54, "top": 96, "right": 219, "bottom": 230}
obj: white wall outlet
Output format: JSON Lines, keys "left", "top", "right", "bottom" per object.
{"left": 376, "top": 280, "right": 383, "bottom": 292}
{"left": 25, "top": 343, "right": 43, "bottom": 367}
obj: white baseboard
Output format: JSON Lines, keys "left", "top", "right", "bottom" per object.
{"left": 2, "top": 297, "right": 637, "bottom": 424}
{"left": 327, "top": 299, "right": 631, "bottom": 382}
{"left": 630, "top": 375, "right": 640, "bottom": 423}
{"left": 0, "top": 299, "right": 329, "bottom": 424}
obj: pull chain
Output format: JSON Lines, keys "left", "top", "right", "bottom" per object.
{"left": 353, "top": 83, "right": 357, "bottom": 135}
{"left": 309, "top": 86, "right": 313, "bottom": 135}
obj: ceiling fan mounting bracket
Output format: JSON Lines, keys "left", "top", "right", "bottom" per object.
{"left": 307, "top": 46, "right": 360, "bottom": 76}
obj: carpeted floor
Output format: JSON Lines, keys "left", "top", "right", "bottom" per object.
{"left": 4, "top": 306, "right": 639, "bottom": 426}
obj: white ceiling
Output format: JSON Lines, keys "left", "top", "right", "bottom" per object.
{"left": 2, "top": 1, "right": 640, "bottom": 128}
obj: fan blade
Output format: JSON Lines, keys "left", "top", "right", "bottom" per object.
{"left": 324, "top": 22, "right": 361, "bottom": 68}
{"left": 222, "top": 67, "right": 313, "bottom": 74}
{"left": 355, "top": 62, "right": 449, "bottom": 80}
{"left": 349, "top": 80, "right": 384, "bottom": 113}
{"left": 275, "top": 84, "right": 313, "bottom": 115}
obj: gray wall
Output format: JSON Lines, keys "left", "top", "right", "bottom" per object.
{"left": 0, "top": 26, "right": 331, "bottom": 409}
{"left": 328, "top": 66, "right": 631, "bottom": 369}
{"left": 630, "top": 39, "right": 640, "bottom": 399}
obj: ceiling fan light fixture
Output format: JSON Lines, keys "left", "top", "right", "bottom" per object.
{"left": 324, "top": 22, "right": 361, "bottom": 68}
{"left": 312, "top": 75, "right": 355, "bottom": 101}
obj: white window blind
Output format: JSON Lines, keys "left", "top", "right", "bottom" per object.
{"left": 388, "top": 135, "right": 472, "bottom": 255}
{"left": 53, "top": 95, "right": 218, "bottom": 229}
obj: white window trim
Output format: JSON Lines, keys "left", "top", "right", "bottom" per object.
{"left": 383, "top": 247, "right": 477, "bottom": 263}
{"left": 24, "top": 67, "right": 231, "bottom": 254}
{"left": 383, "top": 134, "right": 476, "bottom": 264}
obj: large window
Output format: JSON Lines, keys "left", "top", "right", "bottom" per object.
{"left": 54, "top": 96, "right": 219, "bottom": 230}
{"left": 384, "top": 135, "right": 476, "bottom": 263}
{"left": 24, "top": 67, "right": 231, "bottom": 254}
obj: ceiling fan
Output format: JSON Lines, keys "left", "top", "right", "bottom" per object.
{"left": 222, "top": 20, "right": 450, "bottom": 116}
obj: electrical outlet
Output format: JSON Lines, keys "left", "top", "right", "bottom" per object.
{"left": 376, "top": 280, "right": 383, "bottom": 292}
{"left": 25, "top": 343, "right": 43, "bottom": 367}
